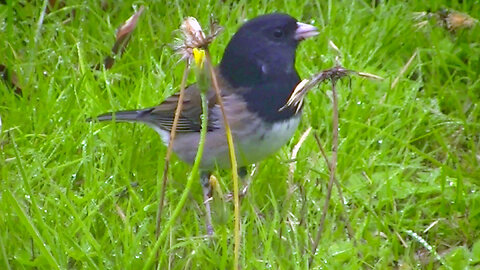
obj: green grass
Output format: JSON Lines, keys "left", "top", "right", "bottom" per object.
{"left": 1, "top": 0, "right": 479, "bottom": 268}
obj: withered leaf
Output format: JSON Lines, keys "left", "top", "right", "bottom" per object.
{"left": 413, "top": 9, "right": 478, "bottom": 32}
{"left": 440, "top": 10, "right": 478, "bottom": 31}
{"left": 96, "top": 6, "right": 145, "bottom": 70}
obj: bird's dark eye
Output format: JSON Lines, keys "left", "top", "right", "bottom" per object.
{"left": 273, "top": 28, "right": 284, "bottom": 38}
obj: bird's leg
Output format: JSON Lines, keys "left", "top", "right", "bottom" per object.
{"left": 200, "top": 171, "right": 214, "bottom": 235}
{"left": 226, "top": 166, "right": 253, "bottom": 201}
{"left": 238, "top": 167, "right": 251, "bottom": 197}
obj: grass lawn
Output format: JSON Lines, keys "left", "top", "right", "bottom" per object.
{"left": 1, "top": 0, "right": 479, "bottom": 268}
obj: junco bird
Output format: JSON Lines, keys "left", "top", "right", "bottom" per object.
{"left": 91, "top": 13, "right": 318, "bottom": 234}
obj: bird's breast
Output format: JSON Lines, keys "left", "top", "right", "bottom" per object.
{"left": 233, "top": 116, "right": 301, "bottom": 166}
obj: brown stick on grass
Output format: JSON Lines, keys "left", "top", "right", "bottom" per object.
{"left": 204, "top": 49, "right": 241, "bottom": 270}
{"left": 312, "top": 132, "right": 355, "bottom": 242}
{"left": 309, "top": 80, "right": 339, "bottom": 266}
{"left": 155, "top": 64, "right": 190, "bottom": 238}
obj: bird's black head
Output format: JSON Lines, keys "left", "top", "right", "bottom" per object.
{"left": 220, "top": 13, "right": 318, "bottom": 88}
{"left": 219, "top": 13, "right": 318, "bottom": 123}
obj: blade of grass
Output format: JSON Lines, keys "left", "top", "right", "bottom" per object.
{"left": 278, "top": 127, "right": 312, "bottom": 245}
{"left": 0, "top": 231, "right": 11, "bottom": 270}
{"left": 406, "top": 229, "right": 451, "bottom": 269}
{"left": 4, "top": 190, "right": 60, "bottom": 269}
{"left": 9, "top": 132, "right": 39, "bottom": 261}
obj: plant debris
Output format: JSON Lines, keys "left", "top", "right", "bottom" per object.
{"left": 173, "top": 16, "right": 223, "bottom": 62}
{"left": 96, "top": 6, "right": 145, "bottom": 70}
{"left": 280, "top": 65, "right": 383, "bottom": 113}
{"left": 413, "top": 9, "right": 478, "bottom": 31}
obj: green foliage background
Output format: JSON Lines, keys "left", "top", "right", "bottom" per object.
{"left": 0, "top": 0, "right": 479, "bottom": 268}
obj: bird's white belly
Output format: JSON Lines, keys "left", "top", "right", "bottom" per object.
{"left": 235, "top": 116, "right": 300, "bottom": 166}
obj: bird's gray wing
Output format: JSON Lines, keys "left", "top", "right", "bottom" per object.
{"left": 148, "top": 83, "right": 219, "bottom": 132}
{"left": 94, "top": 83, "right": 220, "bottom": 133}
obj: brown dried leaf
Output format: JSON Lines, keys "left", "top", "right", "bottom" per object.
{"left": 0, "top": 64, "right": 22, "bottom": 95}
{"left": 413, "top": 9, "right": 478, "bottom": 32}
{"left": 442, "top": 10, "right": 478, "bottom": 31}
{"left": 113, "top": 6, "right": 145, "bottom": 55}
{"left": 96, "top": 6, "right": 145, "bottom": 70}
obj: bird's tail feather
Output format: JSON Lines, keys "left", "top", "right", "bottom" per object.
{"left": 88, "top": 108, "right": 170, "bottom": 144}
{"left": 89, "top": 108, "right": 155, "bottom": 123}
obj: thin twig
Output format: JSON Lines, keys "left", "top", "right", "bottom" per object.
{"left": 395, "top": 231, "right": 408, "bottom": 248}
{"left": 155, "top": 64, "right": 190, "bottom": 262}
{"left": 309, "top": 80, "right": 338, "bottom": 266}
{"left": 391, "top": 50, "right": 418, "bottom": 89}
{"left": 312, "top": 133, "right": 355, "bottom": 241}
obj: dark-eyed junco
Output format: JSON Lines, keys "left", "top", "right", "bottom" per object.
{"left": 91, "top": 13, "right": 318, "bottom": 234}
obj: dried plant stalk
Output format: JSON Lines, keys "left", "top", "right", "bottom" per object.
{"left": 204, "top": 49, "right": 241, "bottom": 269}
{"left": 284, "top": 64, "right": 381, "bottom": 265}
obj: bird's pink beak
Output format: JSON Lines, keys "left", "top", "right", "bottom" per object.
{"left": 295, "top": 22, "right": 319, "bottom": 41}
